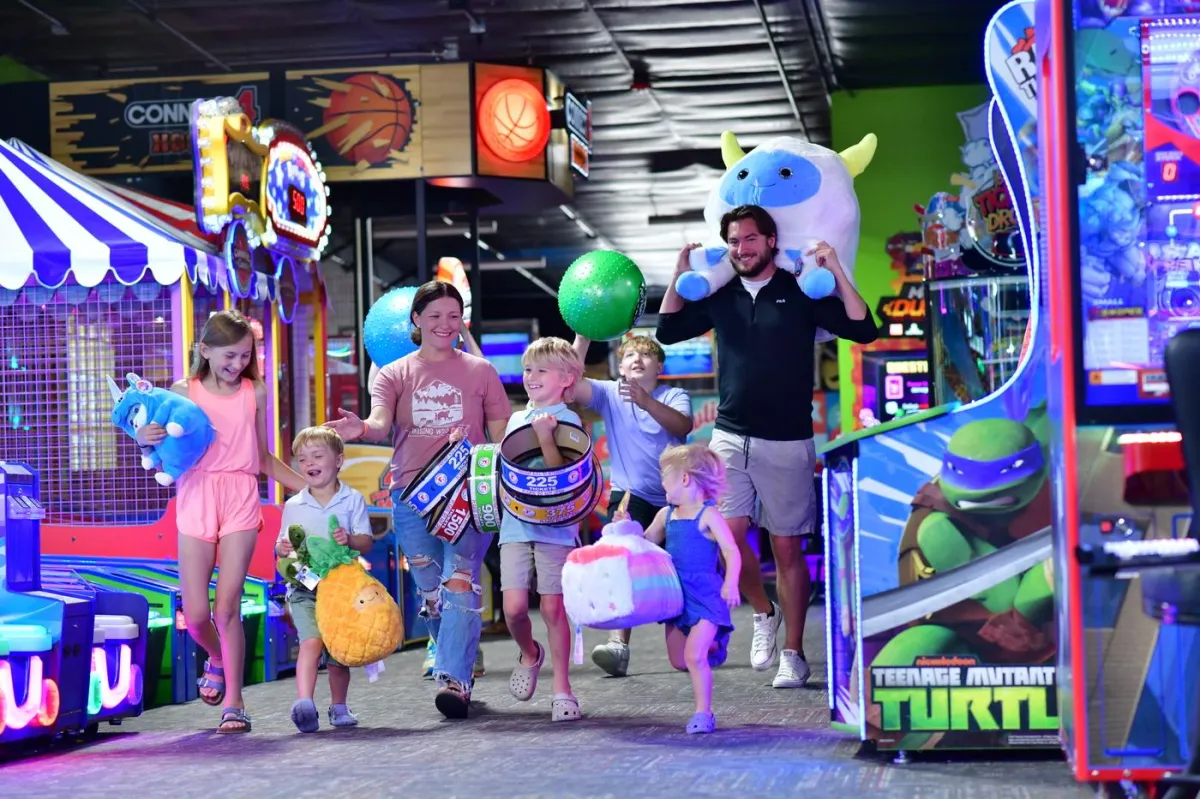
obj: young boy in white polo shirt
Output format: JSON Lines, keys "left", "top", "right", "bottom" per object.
{"left": 275, "top": 427, "right": 374, "bottom": 733}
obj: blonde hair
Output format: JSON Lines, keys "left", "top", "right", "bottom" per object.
{"left": 523, "top": 336, "right": 584, "bottom": 406}
{"left": 660, "top": 444, "right": 726, "bottom": 502}
{"left": 190, "top": 309, "right": 261, "bottom": 383}
{"left": 617, "top": 335, "right": 665, "bottom": 364}
{"left": 292, "top": 426, "right": 345, "bottom": 458}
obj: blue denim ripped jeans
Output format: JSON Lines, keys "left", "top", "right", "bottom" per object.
{"left": 391, "top": 491, "right": 493, "bottom": 689}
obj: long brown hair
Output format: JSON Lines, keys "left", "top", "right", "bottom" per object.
{"left": 409, "top": 281, "right": 465, "bottom": 345}
{"left": 191, "top": 309, "right": 262, "bottom": 384}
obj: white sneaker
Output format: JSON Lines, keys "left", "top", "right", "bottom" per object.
{"left": 773, "top": 649, "right": 811, "bottom": 688}
{"left": 750, "top": 603, "right": 783, "bottom": 671}
{"left": 591, "top": 640, "right": 630, "bottom": 677}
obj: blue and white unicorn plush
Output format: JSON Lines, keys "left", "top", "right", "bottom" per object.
{"left": 678, "top": 131, "right": 878, "bottom": 342}
{"left": 107, "top": 373, "right": 215, "bottom": 487}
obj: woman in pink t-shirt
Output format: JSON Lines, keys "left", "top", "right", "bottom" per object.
{"left": 328, "top": 281, "right": 510, "bottom": 718}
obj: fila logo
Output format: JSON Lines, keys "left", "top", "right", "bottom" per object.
{"left": 776, "top": 299, "right": 787, "bottom": 304}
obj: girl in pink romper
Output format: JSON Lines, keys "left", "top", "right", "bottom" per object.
{"left": 137, "top": 310, "right": 305, "bottom": 733}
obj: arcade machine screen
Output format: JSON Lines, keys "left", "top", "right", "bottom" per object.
{"left": 859, "top": 351, "right": 930, "bottom": 423}
{"left": 228, "top": 138, "right": 263, "bottom": 204}
{"left": 926, "top": 275, "right": 1031, "bottom": 406}
{"left": 480, "top": 332, "right": 530, "bottom": 385}
{"left": 1077, "top": 12, "right": 1200, "bottom": 417}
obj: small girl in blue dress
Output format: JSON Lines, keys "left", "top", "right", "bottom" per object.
{"left": 632, "top": 443, "right": 742, "bottom": 734}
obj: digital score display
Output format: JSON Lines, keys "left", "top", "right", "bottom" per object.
{"left": 287, "top": 184, "right": 307, "bottom": 225}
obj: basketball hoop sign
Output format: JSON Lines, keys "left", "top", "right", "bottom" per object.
{"left": 478, "top": 78, "right": 551, "bottom": 163}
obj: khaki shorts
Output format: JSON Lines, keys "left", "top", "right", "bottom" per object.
{"left": 286, "top": 588, "right": 344, "bottom": 667}
{"left": 500, "top": 541, "right": 575, "bottom": 595}
{"left": 709, "top": 428, "right": 817, "bottom": 537}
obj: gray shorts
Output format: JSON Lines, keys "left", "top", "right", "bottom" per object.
{"left": 286, "top": 588, "right": 344, "bottom": 667}
{"left": 500, "top": 541, "right": 574, "bottom": 594}
{"left": 709, "top": 428, "right": 817, "bottom": 537}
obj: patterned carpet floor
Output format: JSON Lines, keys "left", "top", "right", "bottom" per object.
{"left": 1, "top": 606, "right": 1092, "bottom": 799}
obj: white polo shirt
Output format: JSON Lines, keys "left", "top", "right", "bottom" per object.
{"left": 278, "top": 481, "right": 372, "bottom": 547}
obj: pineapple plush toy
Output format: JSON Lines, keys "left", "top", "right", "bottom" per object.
{"left": 277, "top": 520, "right": 402, "bottom": 668}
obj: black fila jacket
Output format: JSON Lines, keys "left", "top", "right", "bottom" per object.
{"left": 656, "top": 269, "right": 879, "bottom": 442}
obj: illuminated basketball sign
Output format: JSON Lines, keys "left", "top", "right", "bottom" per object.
{"left": 191, "top": 97, "right": 331, "bottom": 262}
{"left": 478, "top": 78, "right": 551, "bottom": 163}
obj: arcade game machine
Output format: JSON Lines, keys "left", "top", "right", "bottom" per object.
{"left": 850, "top": 234, "right": 933, "bottom": 428}
{"left": 0, "top": 462, "right": 149, "bottom": 749}
{"left": 821, "top": 0, "right": 1059, "bottom": 758}
{"left": 37, "top": 556, "right": 196, "bottom": 708}
{"left": 1040, "top": 1, "right": 1200, "bottom": 791}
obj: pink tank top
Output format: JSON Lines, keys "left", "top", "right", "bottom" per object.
{"left": 189, "top": 377, "right": 260, "bottom": 475}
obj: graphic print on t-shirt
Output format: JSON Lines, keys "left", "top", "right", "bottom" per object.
{"left": 411, "top": 380, "right": 464, "bottom": 434}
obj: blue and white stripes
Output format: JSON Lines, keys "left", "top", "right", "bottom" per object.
{"left": 0, "top": 138, "right": 219, "bottom": 291}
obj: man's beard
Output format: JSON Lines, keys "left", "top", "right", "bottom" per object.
{"left": 733, "top": 251, "right": 772, "bottom": 279}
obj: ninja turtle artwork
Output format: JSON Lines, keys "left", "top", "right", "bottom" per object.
{"left": 883, "top": 414, "right": 1055, "bottom": 663}
{"left": 864, "top": 412, "right": 1056, "bottom": 748}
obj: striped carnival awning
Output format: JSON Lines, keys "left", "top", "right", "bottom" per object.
{"left": 0, "top": 138, "right": 222, "bottom": 291}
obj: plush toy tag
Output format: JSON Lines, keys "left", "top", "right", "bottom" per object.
{"left": 295, "top": 565, "right": 321, "bottom": 591}
{"left": 364, "top": 661, "right": 385, "bottom": 683}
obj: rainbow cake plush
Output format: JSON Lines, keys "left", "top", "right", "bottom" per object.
{"left": 679, "top": 131, "right": 877, "bottom": 342}
{"left": 107, "top": 372, "right": 214, "bottom": 486}
{"left": 562, "top": 519, "right": 683, "bottom": 630}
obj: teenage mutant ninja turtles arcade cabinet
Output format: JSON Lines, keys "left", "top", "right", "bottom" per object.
{"left": 821, "top": 0, "right": 1061, "bottom": 755}
{"left": 1039, "top": 0, "right": 1199, "bottom": 790}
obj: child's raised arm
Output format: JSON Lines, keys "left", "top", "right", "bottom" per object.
{"left": 643, "top": 507, "right": 669, "bottom": 546}
{"left": 701, "top": 506, "right": 742, "bottom": 608}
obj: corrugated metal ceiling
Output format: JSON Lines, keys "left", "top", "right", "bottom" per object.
{"left": 1, "top": 0, "right": 1005, "bottom": 320}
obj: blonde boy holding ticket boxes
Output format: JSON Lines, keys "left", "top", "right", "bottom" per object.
{"left": 500, "top": 337, "right": 586, "bottom": 722}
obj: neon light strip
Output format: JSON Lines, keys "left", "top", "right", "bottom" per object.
{"left": 852, "top": 456, "right": 866, "bottom": 741}
{"left": 312, "top": 283, "right": 327, "bottom": 425}
{"left": 822, "top": 466, "right": 835, "bottom": 713}
{"left": 270, "top": 307, "right": 282, "bottom": 504}
{"left": 90, "top": 645, "right": 136, "bottom": 711}
{"left": 0, "top": 656, "right": 59, "bottom": 731}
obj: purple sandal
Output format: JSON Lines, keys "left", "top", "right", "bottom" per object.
{"left": 197, "top": 660, "right": 225, "bottom": 707}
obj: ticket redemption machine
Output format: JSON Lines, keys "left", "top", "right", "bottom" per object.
{"left": 822, "top": 1, "right": 1061, "bottom": 757}
{"left": 0, "top": 462, "right": 149, "bottom": 749}
{"left": 1040, "top": 1, "right": 1200, "bottom": 792}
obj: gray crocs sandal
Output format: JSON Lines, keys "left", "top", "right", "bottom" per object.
{"left": 508, "top": 641, "right": 544, "bottom": 702}
{"left": 551, "top": 693, "right": 581, "bottom": 722}
{"left": 328, "top": 704, "right": 358, "bottom": 727}
{"left": 290, "top": 698, "right": 319, "bottom": 733}
{"left": 686, "top": 711, "right": 716, "bottom": 734}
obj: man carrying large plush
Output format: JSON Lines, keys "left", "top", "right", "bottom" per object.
{"left": 657, "top": 205, "right": 878, "bottom": 687}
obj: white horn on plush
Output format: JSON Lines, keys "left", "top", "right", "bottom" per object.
{"left": 106, "top": 376, "right": 124, "bottom": 404}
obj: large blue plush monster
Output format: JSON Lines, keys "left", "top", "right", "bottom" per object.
{"left": 107, "top": 373, "right": 215, "bottom": 486}
{"left": 678, "top": 131, "right": 877, "bottom": 342}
